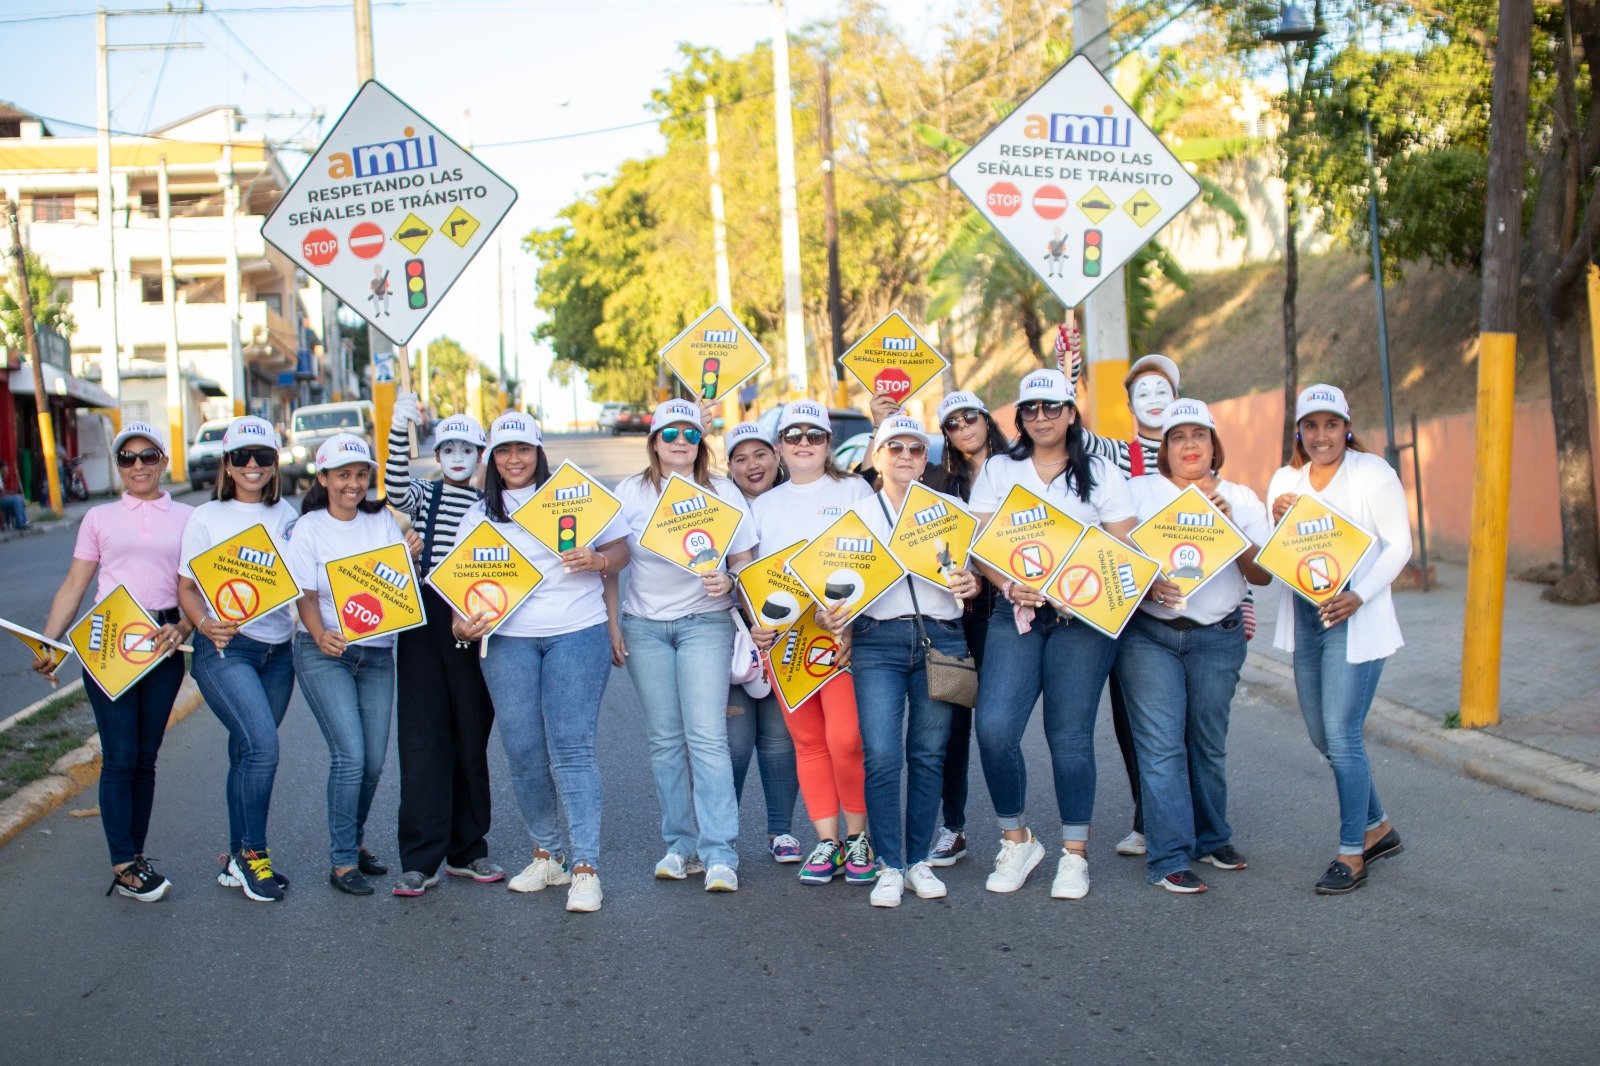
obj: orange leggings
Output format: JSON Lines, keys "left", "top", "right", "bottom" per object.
{"left": 782, "top": 673, "right": 867, "bottom": 820}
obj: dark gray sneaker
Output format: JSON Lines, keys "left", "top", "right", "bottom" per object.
{"left": 444, "top": 858, "right": 506, "bottom": 883}
{"left": 392, "top": 871, "right": 441, "bottom": 897}
{"left": 230, "top": 849, "right": 284, "bottom": 903}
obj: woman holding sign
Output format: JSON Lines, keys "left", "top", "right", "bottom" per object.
{"left": 1117, "top": 400, "right": 1272, "bottom": 894}
{"left": 1268, "top": 385, "right": 1410, "bottom": 895}
{"left": 842, "top": 416, "right": 981, "bottom": 908}
{"left": 748, "top": 401, "right": 877, "bottom": 887}
{"left": 180, "top": 415, "right": 299, "bottom": 903}
{"left": 35, "top": 421, "right": 192, "bottom": 902}
{"left": 967, "top": 369, "right": 1136, "bottom": 900}
{"left": 448, "top": 413, "right": 630, "bottom": 913}
{"left": 614, "top": 399, "right": 757, "bottom": 892}
{"left": 286, "top": 434, "right": 412, "bottom": 897}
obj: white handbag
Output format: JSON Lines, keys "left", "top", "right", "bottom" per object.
{"left": 728, "top": 609, "right": 771, "bottom": 697}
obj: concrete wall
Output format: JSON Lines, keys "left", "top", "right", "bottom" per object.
{"left": 1209, "top": 390, "right": 1600, "bottom": 569}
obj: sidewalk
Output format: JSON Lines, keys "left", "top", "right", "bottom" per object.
{"left": 0, "top": 496, "right": 101, "bottom": 544}
{"left": 1247, "top": 560, "right": 1600, "bottom": 809}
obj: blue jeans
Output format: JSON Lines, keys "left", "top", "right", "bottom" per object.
{"left": 191, "top": 632, "right": 295, "bottom": 854}
{"left": 480, "top": 624, "right": 611, "bottom": 868}
{"left": 1292, "top": 597, "right": 1387, "bottom": 854}
{"left": 1116, "top": 610, "right": 1247, "bottom": 881}
{"left": 727, "top": 686, "right": 798, "bottom": 837}
{"left": 1, "top": 492, "right": 26, "bottom": 529}
{"left": 621, "top": 612, "right": 740, "bottom": 868}
{"left": 974, "top": 600, "right": 1118, "bottom": 841}
{"left": 84, "top": 653, "right": 185, "bottom": 864}
{"left": 293, "top": 635, "right": 395, "bottom": 868}
{"left": 852, "top": 616, "right": 962, "bottom": 870}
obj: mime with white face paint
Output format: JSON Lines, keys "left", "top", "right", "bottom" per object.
{"left": 383, "top": 394, "right": 508, "bottom": 895}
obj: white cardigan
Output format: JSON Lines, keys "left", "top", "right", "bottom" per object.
{"left": 1266, "top": 450, "right": 1411, "bottom": 663}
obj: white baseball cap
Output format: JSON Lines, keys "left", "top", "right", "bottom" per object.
{"left": 873, "top": 415, "right": 931, "bottom": 451}
{"left": 937, "top": 391, "right": 986, "bottom": 425}
{"left": 1161, "top": 398, "right": 1215, "bottom": 434}
{"left": 652, "top": 398, "right": 703, "bottom": 431}
{"left": 111, "top": 420, "right": 168, "bottom": 456}
{"left": 1295, "top": 383, "right": 1351, "bottom": 423}
{"left": 1017, "top": 368, "right": 1074, "bottom": 405}
{"left": 488, "top": 411, "right": 543, "bottom": 450}
{"left": 432, "top": 413, "right": 487, "bottom": 450}
{"left": 776, "top": 401, "right": 831, "bottom": 435}
{"left": 222, "top": 415, "right": 280, "bottom": 451}
{"left": 1125, "top": 353, "right": 1180, "bottom": 392}
{"left": 724, "top": 420, "right": 772, "bottom": 458}
{"left": 314, "top": 433, "right": 377, "bottom": 471}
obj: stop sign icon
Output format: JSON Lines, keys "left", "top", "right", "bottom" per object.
{"left": 342, "top": 592, "right": 384, "bottom": 636}
{"left": 302, "top": 228, "right": 338, "bottom": 267}
{"left": 986, "top": 181, "right": 1023, "bottom": 217}
{"left": 873, "top": 367, "right": 913, "bottom": 400}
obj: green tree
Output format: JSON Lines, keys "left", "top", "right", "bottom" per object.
{"left": 0, "top": 248, "right": 75, "bottom": 352}
{"left": 410, "top": 335, "right": 497, "bottom": 420}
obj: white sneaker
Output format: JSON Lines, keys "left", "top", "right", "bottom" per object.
{"left": 704, "top": 863, "right": 739, "bottom": 892}
{"left": 869, "top": 867, "right": 905, "bottom": 908}
{"left": 654, "top": 852, "right": 705, "bottom": 880}
{"left": 907, "top": 861, "right": 947, "bottom": 899}
{"left": 1051, "top": 849, "right": 1091, "bottom": 899}
{"left": 1115, "top": 831, "right": 1147, "bottom": 856}
{"left": 508, "top": 853, "right": 571, "bottom": 893}
{"left": 566, "top": 870, "right": 603, "bottom": 913}
{"left": 985, "top": 831, "right": 1046, "bottom": 893}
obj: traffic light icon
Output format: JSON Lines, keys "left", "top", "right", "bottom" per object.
{"left": 700, "top": 357, "right": 721, "bottom": 400}
{"left": 405, "top": 259, "right": 427, "bottom": 310}
{"left": 558, "top": 514, "right": 577, "bottom": 553}
{"left": 1082, "top": 230, "right": 1102, "bottom": 277}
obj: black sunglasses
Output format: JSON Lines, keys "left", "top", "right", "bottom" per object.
{"left": 942, "top": 410, "right": 983, "bottom": 433}
{"left": 1018, "top": 400, "right": 1066, "bottom": 422}
{"left": 780, "top": 427, "right": 830, "bottom": 446}
{"left": 115, "top": 448, "right": 163, "bottom": 468}
{"left": 227, "top": 447, "right": 278, "bottom": 468}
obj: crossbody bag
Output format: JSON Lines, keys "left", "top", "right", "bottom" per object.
{"left": 875, "top": 492, "right": 979, "bottom": 707}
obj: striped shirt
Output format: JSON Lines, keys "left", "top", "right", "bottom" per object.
{"left": 384, "top": 423, "right": 481, "bottom": 575}
{"left": 1081, "top": 427, "right": 1159, "bottom": 477}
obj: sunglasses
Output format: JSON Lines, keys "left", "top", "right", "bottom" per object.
{"left": 942, "top": 410, "right": 982, "bottom": 433}
{"left": 780, "top": 427, "right": 830, "bottom": 446}
{"left": 227, "top": 447, "right": 278, "bottom": 468}
{"left": 1018, "top": 400, "right": 1067, "bottom": 422}
{"left": 883, "top": 440, "right": 926, "bottom": 457}
{"left": 115, "top": 448, "right": 163, "bottom": 468}
{"left": 657, "top": 426, "right": 702, "bottom": 445}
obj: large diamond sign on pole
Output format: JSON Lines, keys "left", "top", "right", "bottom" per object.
{"left": 262, "top": 80, "right": 517, "bottom": 346}
{"left": 948, "top": 55, "right": 1200, "bottom": 310}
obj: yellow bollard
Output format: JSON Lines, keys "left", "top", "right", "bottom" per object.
{"left": 1085, "top": 358, "right": 1133, "bottom": 439}
{"left": 1588, "top": 265, "right": 1600, "bottom": 417}
{"left": 372, "top": 378, "right": 396, "bottom": 496}
{"left": 1459, "top": 330, "right": 1517, "bottom": 728}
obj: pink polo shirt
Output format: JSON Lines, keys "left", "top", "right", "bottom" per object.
{"left": 73, "top": 492, "right": 195, "bottom": 610}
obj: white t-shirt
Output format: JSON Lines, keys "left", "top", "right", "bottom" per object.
{"left": 450, "top": 485, "right": 629, "bottom": 638}
{"left": 750, "top": 474, "right": 874, "bottom": 555}
{"left": 285, "top": 507, "right": 406, "bottom": 649}
{"left": 180, "top": 498, "right": 300, "bottom": 645}
{"left": 848, "top": 488, "right": 963, "bottom": 621}
{"left": 1128, "top": 475, "right": 1271, "bottom": 626}
{"left": 968, "top": 453, "right": 1134, "bottom": 529}
{"left": 615, "top": 472, "right": 757, "bottom": 621}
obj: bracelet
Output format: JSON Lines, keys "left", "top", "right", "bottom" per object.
{"left": 597, "top": 551, "right": 607, "bottom": 576}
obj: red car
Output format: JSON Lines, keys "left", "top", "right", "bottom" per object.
{"left": 611, "top": 406, "right": 653, "bottom": 435}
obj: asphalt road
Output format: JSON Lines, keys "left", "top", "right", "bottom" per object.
{"left": 1, "top": 433, "right": 1596, "bottom": 1062}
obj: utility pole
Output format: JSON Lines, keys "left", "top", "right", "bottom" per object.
{"left": 158, "top": 156, "right": 186, "bottom": 480}
{"left": 1461, "top": 0, "right": 1533, "bottom": 729}
{"left": 1075, "top": 0, "right": 1133, "bottom": 438}
{"left": 354, "top": 0, "right": 375, "bottom": 83}
{"left": 705, "top": 95, "right": 733, "bottom": 308}
{"left": 4, "top": 199, "right": 65, "bottom": 515}
{"left": 770, "top": 0, "right": 808, "bottom": 396}
{"left": 818, "top": 59, "right": 848, "bottom": 408}
{"left": 95, "top": 9, "right": 123, "bottom": 429}
{"left": 222, "top": 136, "right": 245, "bottom": 415}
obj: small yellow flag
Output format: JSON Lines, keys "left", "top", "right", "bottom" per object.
{"left": 1045, "top": 525, "right": 1161, "bottom": 638}
{"left": 1256, "top": 493, "right": 1376, "bottom": 605}
{"left": 66, "top": 585, "right": 171, "bottom": 700}
{"left": 425, "top": 522, "right": 545, "bottom": 636}
{"left": 785, "top": 510, "right": 907, "bottom": 626}
{"left": 637, "top": 473, "right": 747, "bottom": 575}
{"left": 324, "top": 541, "right": 427, "bottom": 643}
{"left": 186, "top": 522, "right": 302, "bottom": 626}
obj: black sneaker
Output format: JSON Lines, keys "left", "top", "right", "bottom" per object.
{"left": 1314, "top": 860, "right": 1367, "bottom": 895}
{"left": 928, "top": 827, "right": 967, "bottom": 868}
{"left": 1159, "top": 869, "right": 1208, "bottom": 894}
{"left": 230, "top": 849, "right": 284, "bottom": 902}
{"left": 330, "top": 868, "right": 375, "bottom": 896}
{"left": 357, "top": 849, "right": 388, "bottom": 876}
{"left": 1199, "top": 844, "right": 1249, "bottom": 871}
{"left": 106, "top": 859, "right": 171, "bottom": 902}
{"left": 217, "top": 853, "right": 291, "bottom": 891}
{"left": 1362, "top": 828, "right": 1403, "bottom": 864}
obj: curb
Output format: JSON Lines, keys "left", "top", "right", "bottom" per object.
{"left": 0, "top": 676, "right": 207, "bottom": 850}
{"left": 1243, "top": 653, "right": 1600, "bottom": 813}
{"left": 0, "top": 679, "right": 87, "bottom": 735}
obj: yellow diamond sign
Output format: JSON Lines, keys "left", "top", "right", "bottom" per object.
{"left": 325, "top": 541, "right": 427, "bottom": 644}
{"left": 766, "top": 602, "right": 848, "bottom": 713}
{"left": 510, "top": 460, "right": 624, "bottom": 558}
{"left": 393, "top": 212, "right": 432, "bottom": 254}
{"left": 659, "top": 303, "right": 770, "bottom": 403}
{"left": 885, "top": 482, "right": 978, "bottom": 590}
{"left": 1256, "top": 493, "right": 1376, "bottom": 606}
{"left": 425, "top": 521, "right": 545, "bottom": 636}
{"left": 1123, "top": 188, "right": 1160, "bottom": 227}
{"left": 636, "top": 473, "right": 748, "bottom": 575}
{"left": 1045, "top": 524, "right": 1161, "bottom": 639}
{"left": 969, "top": 484, "right": 1086, "bottom": 593}
{"left": 839, "top": 310, "right": 949, "bottom": 405}
{"left": 67, "top": 585, "right": 171, "bottom": 700}
{"left": 440, "top": 205, "right": 480, "bottom": 248}
{"left": 738, "top": 540, "right": 814, "bottom": 635}
{"left": 1129, "top": 484, "right": 1251, "bottom": 598}
{"left": 1077, "top": 185, "right": 1114, "bottom": 225}
{"left": 785, "top": 510, "right": 906, "bottom": 626}
{"left": 186, "top": 522, "right": 302, "bottom": 626}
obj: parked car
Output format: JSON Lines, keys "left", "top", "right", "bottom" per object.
{"left": 833, "top": 431, "right": 944, "bottom": 475}
{"left": 280, "top": 401, "right": 375, "bottom": 494}
{"left": 597, "top": 402, "right": 629, "bottom": 432}
{"left": 612, "top": 406, "right": 653, "bottom": 435}
{"left": 187, "top": 418, "right": 231, "bottom": 493}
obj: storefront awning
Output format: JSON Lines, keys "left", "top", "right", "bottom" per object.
{"left": 8, "top": 363, "right": 117, "bottom": 408}
{"left": 191, "top": 377, "right": 227, "bottom": 398}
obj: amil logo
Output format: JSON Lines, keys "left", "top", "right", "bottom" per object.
{"left": 327, "top": 126, "right": 438, "bottom": 179}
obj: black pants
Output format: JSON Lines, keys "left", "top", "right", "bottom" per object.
{"left": 395, "top": 587, "right": 496, "bottom": 875}
{"left": 84, "top": 650, "right": 185, "bottom": 865}
{"left": 939, "top": 584, "right": 995, "bottom": 832}
{"left": 1108, "top": 666, "right": 1143, "bottom": 835}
